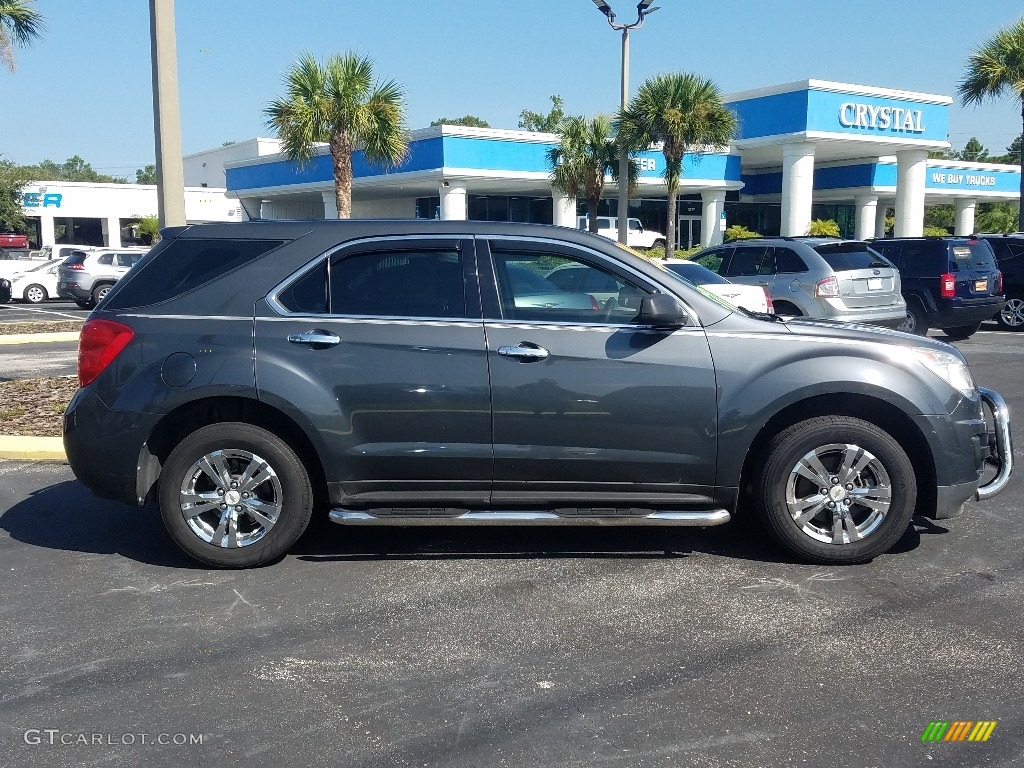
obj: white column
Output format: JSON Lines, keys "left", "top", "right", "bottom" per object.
{"left": 240, "top": 197, "right": 263, "bottom": 220}
{"left": 894, "top": 150, "right": 929, "bottom": 237}
{"left": 701, "top": 190, "right": 726, "bottom": 246}
{"left": 854, "top": 195, "right": 878, "bottom": 241}
{"left": 875, "top": 201, "right": 890, "bottom": 238}
{"left": 101, "top": 217, "right": 122, "bottom": 248}
{"left": 551, "top": 189, "right": 576, "bottom": 229}
{"left": 954, "top": 198, "right": 977, "bottom": 236}
{"left": 39, "top": 213, "right": 55, "bottom": 246}
{"left": 321, "top": 190, "right": 338, "bottom": 220}
{"left": 439, "top": 181, "right": 467, "bottom": 221}
{"left": 780, "top": 142, "right": 816, "bottom": 237}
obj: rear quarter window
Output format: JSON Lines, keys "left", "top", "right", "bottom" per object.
{"left": 103, "top": 238, "right": 286, "bottom": 309}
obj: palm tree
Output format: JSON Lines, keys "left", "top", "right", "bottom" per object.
{"left": 619, "top": 73, "right": 737, "bottom": 259}
{"left": 0, "top": 0, "right": 44, "bottom": 72}
{"left": 958, "top": 16, "right": 1024, "bottom": 231}
{"left": 265, "top": 52, "right": 408, "bottom": 219}
{"left": 547, "top": 115, "right": 635, "bottom": 234}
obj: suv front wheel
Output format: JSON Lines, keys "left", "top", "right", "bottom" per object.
{"left": 159, "top": 423, "right": 313, "bottom": 568}
{"left": 756, "top": 415, "right": 916, "bottom": 564}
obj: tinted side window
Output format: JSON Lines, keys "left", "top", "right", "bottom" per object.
{"left": 492, "top": 249, "right": 644, "bottom": 324}
{"left": 97, "top": 253, "right": 114, "bottom": 265}
{"left": 899, "top": 242, "right": 938, "bottom": 276}
{"left": 104, "top": 238, "right": 285, "bottom": 309}
{"left": 696, "top": 246, "right": 732, "bottom": 273}
{"left": 724, "top": 246, "right": 772, "bottom": 276}
{"left": 277, "top": 261, "right": 328, "bottom": 314}
{"left": 870, "top": 242, "right": 902, "bottom": 269}
{"left": 775, "top": 247, "right": 809, "bottom": 274}
{"left": 329, "top": 248, "right": 466, "bottom": 319}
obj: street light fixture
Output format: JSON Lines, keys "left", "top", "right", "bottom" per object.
{"left": 592, "top": 1, "right": 659, "bottom": 245}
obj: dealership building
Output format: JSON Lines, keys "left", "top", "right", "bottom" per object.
{"left": 18, "top": 79, "right": 1022, "bottom": 249}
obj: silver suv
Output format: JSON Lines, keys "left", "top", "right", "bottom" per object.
{"left": 693, "top": 238, "right": 905, "bottom": 326}
{"left": 57, "top": 247, "right": 149, "bottom": 308}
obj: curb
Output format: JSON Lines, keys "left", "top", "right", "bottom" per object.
{"left": 0, "top": 332, "right": 80, "bottom": 345}
{"left": 0, "top": 435, "right": 66, "bottom": 461}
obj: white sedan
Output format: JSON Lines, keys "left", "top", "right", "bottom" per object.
{"left": 660, "top": 259, "right": 773, "bottom": 314}
{"left": 9, "top": 259, "right": 61, "bottom": 303}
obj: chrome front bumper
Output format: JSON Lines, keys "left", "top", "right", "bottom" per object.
{"left": 976, "top": 386, "right": 1013, "bottom": 501}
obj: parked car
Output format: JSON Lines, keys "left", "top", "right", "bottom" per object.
{"left": 56, "top": 247, "right": 149, "bottom": 308}
{"left": 9, "top": 259, "right": 62, "bottom": 303}
{"left": 660, "top": 259, "right": 773, "bottom": 314}
{"left": 976, "top": 234, "right": 1024, "bottom": 330}
{"left": 0, "top": 276, "right": 10, "bottom": 304}
{"left": 693, "top": 238, "right": 906, "bottom": 327}
{"left": 577, "top": 215, "right": 667, "bottom": 250}
{"left": 0, "top": 247, "right": 43, "bottom": 278}
{"left": 868, "top": 236, "right": 1004, "bottom": 339}
{"left": 63, "top": 220, "right": 1011, "bottom": 569}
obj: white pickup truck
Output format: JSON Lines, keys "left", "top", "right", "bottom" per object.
{"left": 577, "top": 216, "right": 667, "bottom": 249}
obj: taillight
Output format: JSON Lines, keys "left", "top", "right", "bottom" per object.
{"left": 762, "top": 287, "right": 774, "bottom": 314}
{"left": 78, "top": 319, "right": 134, "bottom": 387}
{"left": 588, "top": 294, "right": 600, "bottom": 311}
{"left": 940, "top": 273, "right": 956, "bottom": 298}
{"left": 995, "top": 270, "right": 1003, "bottom": 294}
{"left": 66, "top": 262, "right": 85, "bottom": 270}
{"left": 814, "top": 276, "right": 840, "bottom": 298}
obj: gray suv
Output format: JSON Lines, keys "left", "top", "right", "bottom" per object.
{"left": 694, "top": 238, "right": 906, "bottom": 326}
{"left": 56, "top": 247, "right": 149, "bottom": 308}
{"left": 63, "top": 221, "right": 1011, "bottom": 569}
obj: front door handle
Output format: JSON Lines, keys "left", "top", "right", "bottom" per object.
{"left": 288, "top": 329, "right": 341, "bottom": 348}
{"left": 497, "top": 343, "right": 549, "bottom": 361}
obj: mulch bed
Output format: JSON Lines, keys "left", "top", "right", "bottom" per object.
{"left": 0, "top": 377, "right": 78, "bottom": 436}
{"left": 0, "top": 321, "right": 83, "bottom": 335}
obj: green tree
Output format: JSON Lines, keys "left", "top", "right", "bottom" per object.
{"left": 957, "top": 136, "right": 990, "bottom": 161}
{"left": 924, "top": 204, "right": 955, "bottom": 231}
{"left": 430, "top": 115, "right": 490, "bottom": 128}
{"left": 977, "top": 201, "right": 1021, "bottom": 233}
{"left": 24, "top": 155, "right": 126, "bottom": 183}
{"left": 265, "top": 52, "right": 408, "bottom": 219}
{"left": 135, "top": 214, "right": 160, "bottom": 244}
{"left": 991, "top": 134, "right": 1022, "bottom": 164}
{"left": 619, "top": 72, "right": 737, "bottom": 260}
{"left": 0, "top": 0, "right": 44, "bottom": 72}
{"left": 0, "top": 157, "right": 30, "bottom": 231}
{"left": 806, "top": 219, "right": 840, "bottom": 237}
{"left": 519, "top": 95, "right": 565, "bottom": 132}
{"left": 135, "top": 164, "right": 157, "bottom": 185}
{"left": 547, "top": 114, "right": 635, "bottom": 235}
{"left": 958, "top": 16, "right": 1024, "bottom": 230}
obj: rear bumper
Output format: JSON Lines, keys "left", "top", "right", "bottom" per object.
{"left": 811, "top": 299, "right": 906, "bottom": 327}
{"left": 929, "top": 299, "right": 1005, "bottom": 328}
{"left": 57, "top": 281, "right": 92, "bottom": 301}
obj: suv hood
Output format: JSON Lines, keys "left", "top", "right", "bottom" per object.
{"left": 775, "top": 316, "right": 963, "bottom": 356}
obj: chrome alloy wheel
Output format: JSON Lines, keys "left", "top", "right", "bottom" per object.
{"left": 785, "top": 443, "right": 892, "bottom": 545}
{"left": 1000, "top": 297, "right": 1024, "bottom": 328}
{"left": 179, "top": 449, "right": 283, "bottom": 548}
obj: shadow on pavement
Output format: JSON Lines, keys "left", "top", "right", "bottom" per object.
{"left": 1, "top": 480, "right": 944, "bottom": 567}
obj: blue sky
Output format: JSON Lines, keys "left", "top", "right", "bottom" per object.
{"left": 3, "top": 0, "right": 1023, "bottom": 177}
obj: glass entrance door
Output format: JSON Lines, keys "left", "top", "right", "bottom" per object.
{"left": 677, "top": 216, "right": 702, "bottom": 250}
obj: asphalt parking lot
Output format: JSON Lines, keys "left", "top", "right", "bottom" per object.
{"left": 1, "top": 327, "right": 1022, "bottom": 767}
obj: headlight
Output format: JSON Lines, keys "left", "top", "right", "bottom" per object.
{"left": 912, "top": 348, "right": 975, "bottom": 397}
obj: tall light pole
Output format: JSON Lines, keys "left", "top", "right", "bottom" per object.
{"left": 592, "top": 0, "right": 658, "bottom": 245}
{"left": 150, "top": 0, "right": 186, "bottom": 227}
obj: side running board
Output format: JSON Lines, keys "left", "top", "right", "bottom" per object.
{"left": 329, "top": 509, "right": 731, "bottom": 526}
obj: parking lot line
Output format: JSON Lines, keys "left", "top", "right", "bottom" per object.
{"left": 0, "top": 305, "right": 85, "bottom": 321}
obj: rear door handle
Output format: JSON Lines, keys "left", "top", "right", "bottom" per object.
{"left": 497, "top": 343, "right": 549, "bottom": 361}
{"left": 288, "top": 330, "right": 341, "bottom": 348}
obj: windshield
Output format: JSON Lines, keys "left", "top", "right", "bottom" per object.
{"left": 813, "top": 242, "right": 891, "bottom": 271}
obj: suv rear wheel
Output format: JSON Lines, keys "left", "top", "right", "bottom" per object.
{"left": 997, "top": 297, "right": 1024, "bottom": 331}
{"left": 91, "top": 283, "right": 113, "bottom": 306}
{"left": 159, "top": 423, "right": 313, "bottom": 568}
{"left": 897, "top": 299, "right": 928, "bottom": 335}
{"left": 756, "top": 416, "right": 916, "bottom": 564}
{"left": 941, "top": 323, "right": 981, "bottom": 341}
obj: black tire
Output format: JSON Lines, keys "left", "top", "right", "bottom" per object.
{"left": 996, "top": 296, "right": 1024, "bottom": 331}
{"left": 653, "top": 238, "right": 667, "bottom": 249}
{"left": 897, "top": 299, "right": 928, "bottom": 335}
{"left": 91, "top": 283, "right": 113, "bottom": 306}
{"left": 23, "top": 283, "right": 47, "bottom": 304}
{"left": 755, "top": 415, "right": 917, "bottom": 565}
{"left": 159, "top": 422, "right": 313, "bottom": 568}
{"left": 773, "top": 301, "right": 802, "bottom": 317}
{"left": 941, "top": 322, "right": 981, "bottom": 341}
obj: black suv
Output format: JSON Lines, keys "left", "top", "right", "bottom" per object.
{"left": 978, "top": 234, "right": 1024, "bottom": 330}
{"left": 868, "top": 237, "right": 1004, "bottom": 339}
{"left": 63, "top": 221, "right": 1012, "bottom": 568}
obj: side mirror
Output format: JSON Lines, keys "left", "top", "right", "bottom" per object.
{"left": 639, "top": 293, "right": 687, "bottom": 328}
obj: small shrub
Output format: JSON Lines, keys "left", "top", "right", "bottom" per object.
{"left": 724, "top": 225, "right": 760, "bottom": 242}
{"left": 923, "top": 225, "right": 952, "bottom": 237}
{"left": 806, "top": 219, "right": 840, "bottom": 237}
